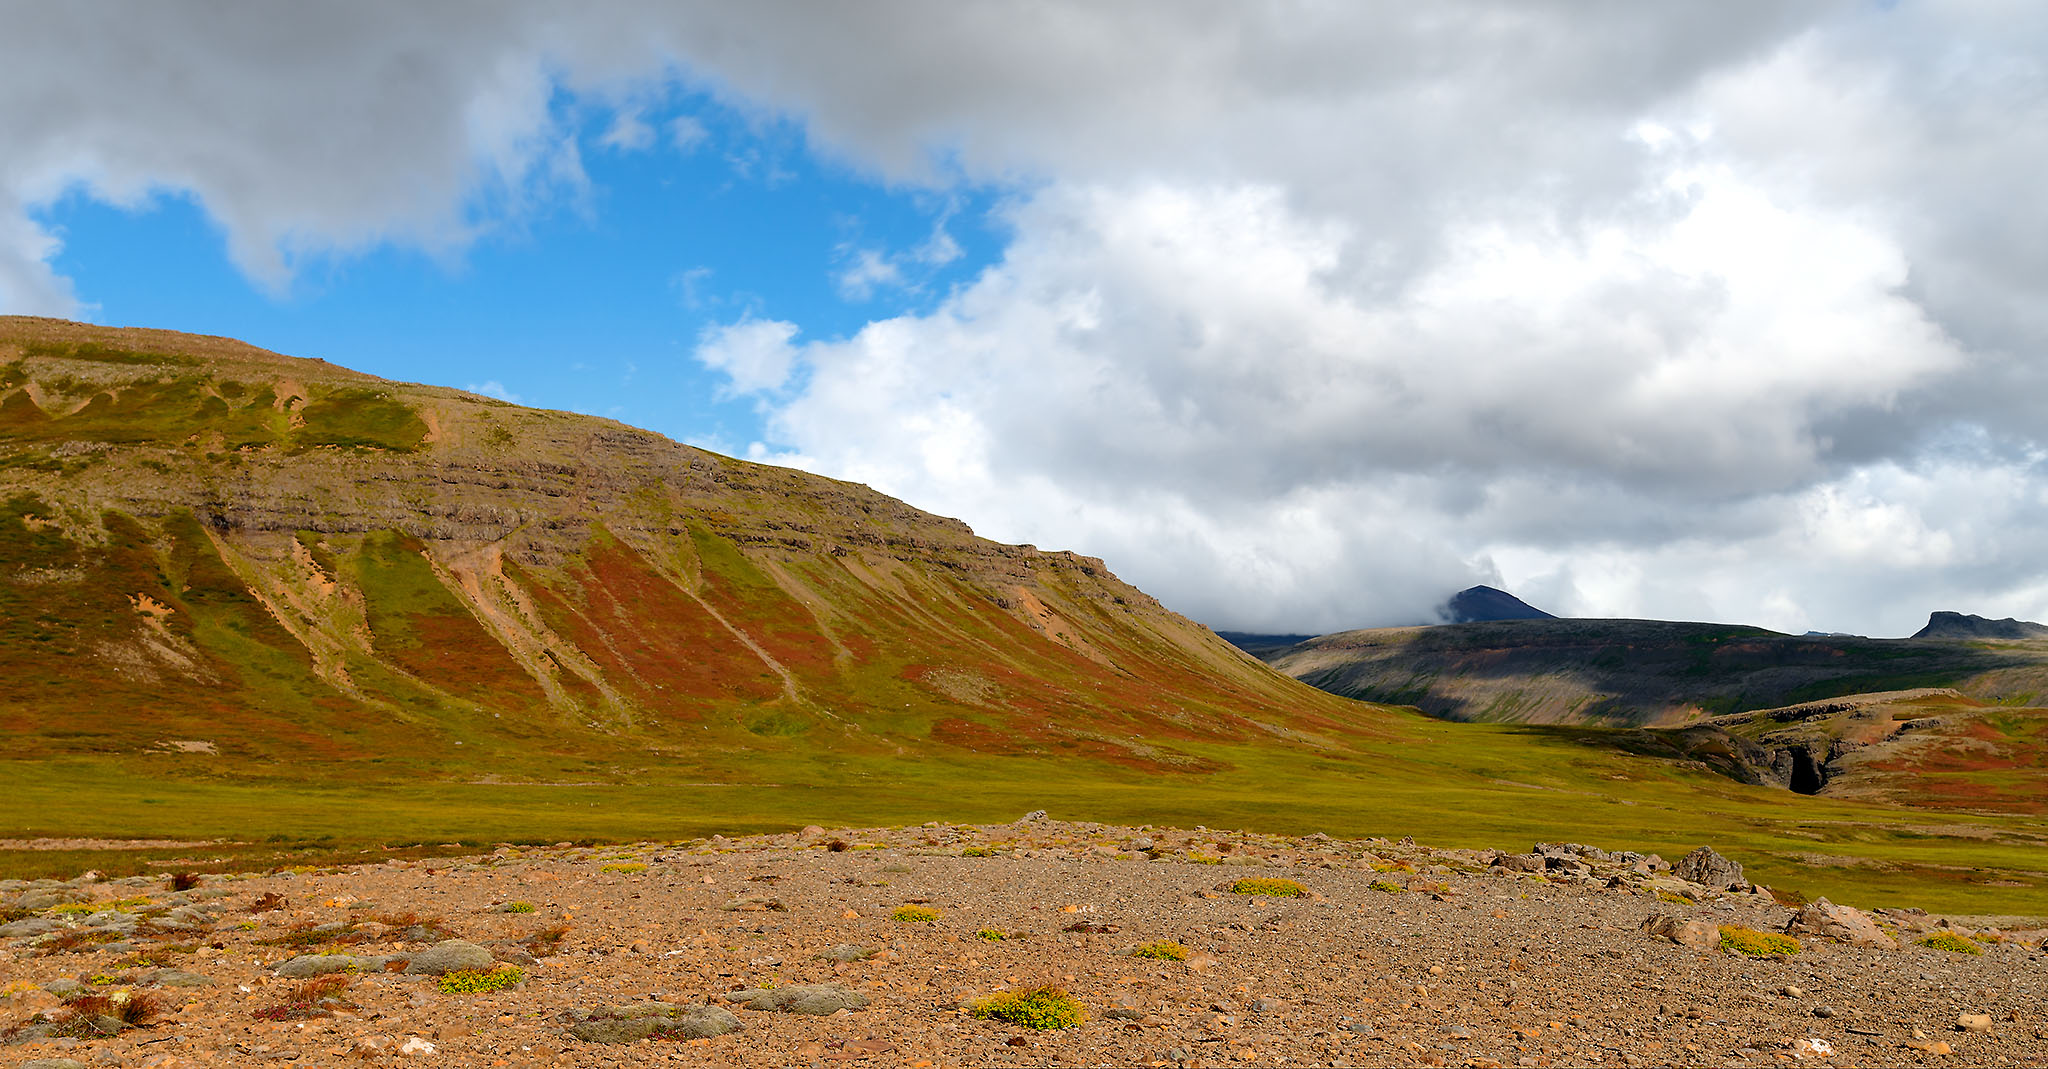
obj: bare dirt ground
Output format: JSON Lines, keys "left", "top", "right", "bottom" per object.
{"left": 3, "top": 820, "right": 2045, "bottom": 1068}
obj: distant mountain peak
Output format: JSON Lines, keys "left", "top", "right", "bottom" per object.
{"left": 1440, "top": 585, "right": 1555, "bottom": 624}
{"left": 1914, "top": 611, "right": 2048, "bottom": 641}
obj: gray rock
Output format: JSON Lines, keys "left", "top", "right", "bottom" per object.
{"left": 1018, "top": 809, "right": 1049, "bottom": 823}
{"left": 13, "top": 890, "right": 88, "bottom": 911}
{"left": 1673, "top": 846, "right": 1745, "bottom": 890}
{"left": 725, "top": 983, "right": 869, "bottom": 1015}
{"left": 143, "top": 969, "right": 216, "bottom": 988}
{"left": 404, "top": 939, "right": 496, "bottom": 975}
{"left": 276, "top": 953, "right": 373, "bottom": 978}
{"left": 816, "top": 944, "right": 874, "bottom": 962}
{"left": 1786, "top": 898, "right": 1898, "bottom": 949}
{"left": 0, "top": 918, "right": 60, "bottom": 937}
{"left": 42, "top": 978, "right": 87, "bottom": 997}
{"left": 1495, "top": 853, "right": 1546, "bottom": 874}
{"left": 154, "top": 906, "right": 214, "bottom": 932}
{"left": 568, "top": 1004, "right": 742, "bottom": 1043}
{"left": 1642, "top": 913, "right": 1720, "bottom": 950}
{"left": 81, "top": 910, "right": 137, "bottom": 929}
{"left": 20, "top": 1058, "right": 88, "bottom": 1069}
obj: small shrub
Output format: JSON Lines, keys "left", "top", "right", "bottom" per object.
{"left": 1655, "top": 890, "right": 1692, "bottom": 905}
{"left": 827, "top": 839, "right": 850, "bottom": 852}
{"left": 1230, "top": 877, "right": 1308, "bottom": 898}
{"left": 1917, "top": 932, "right": 1983, "bottom": 955}
{"left": 598, "top": 862, "right": 646, "bottom": 874}
{"left": 169, "top": 872, "right": 201, "bottom": 891}
{"left": 892, "top": 905, "right": 941, "bottom": 923}
{"left": 520, "top": 924, "right": 571, "bottom": 954}
{"left": 971, "top": 985, "right": 1086, "bottom": 1030}
{"left": 437, "top": 965, "right": 524, "bottom": 994}
{"left": 113, "top": 945, "right": 190, "bottom": 970}
{"left": 975, "top": 928, "right": 1010, "bottom": 941}
{"left": 1187, "top": 853, "right": 1223, "bottom": 865}
{"left": 38, "top": 929, "right": 123, "bottom": 955}
{"left": 962, "top": 846, "right": 992, "bottom": 857}
{"left": 1718, "top": 926, "right": 1801, "bottom": 956}
{"left": 63, "top": 989, "right": 161, "bottom": 1026}
{"left": 1369, "top": 880, "right": 1405, "bottom": 894}
{"left": 501, "top": 901, "right": 537, "bottom": 914}
{"left": 1130, "top": 941, "right": 1188, "bottom": 961}
{"left": 253, "top": 975, "right": 354, "bottom": 1021}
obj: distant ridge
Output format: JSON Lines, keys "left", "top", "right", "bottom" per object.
{"left": 1440, "top": 585, "right": 1554, "bottom": 623}
{"left": 1914, "top": 611, "right": 2048, "bottom": 641}
{"left": 1214, "top": 631, "right": 1318, "bottom": 657}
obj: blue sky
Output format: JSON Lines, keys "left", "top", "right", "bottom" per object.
{"left": 35, "top": 94, "right": 1006, "bottom": 455}
{"left": 4, "top": 3, "right": 2048, "bottom": 636}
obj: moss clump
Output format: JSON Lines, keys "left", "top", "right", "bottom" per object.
{"left": 962, "top": 846, "right": 993, "bottom": 857}
{"left": 1369, "top": 879, "right": 1405, "bottom": 894}
{"left": 1130, "top": 941, "right": 1188, "bottom": 961}
{"left": 1718, "top": 926, "right": 1802, "bottom": 956}
{"left": 892, "top": 905, "right": 941, "bottom": 923}
{"left": 1917, "top": 932, "right": 1983, "bottom": 955}
{"left": 971, "top": 985, "right": 1086, "bottom": 1030}
{"left": 501, "top": 901, "right": 537, "bottom": 913}
{"left": 598, "top": 862, "right": 646, "bottom": 874}
{"left": 1188, "top": 853, "right": 1223, "bottom": 865}
{"left": 1229, "top": 877, "right": 1308, "bottom": 898}
{"left": 437, "top": 965, "right": 525, "bottom": 994}
{"left": 1655, "top": 889, "right": 1692, "bottom": 905}
{"left": 975, "top": 928, "right": 1010, "bottom": 941}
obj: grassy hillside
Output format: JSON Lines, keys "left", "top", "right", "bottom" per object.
{"left": 3, "top": 317, "right": 2047, "bottom": 918}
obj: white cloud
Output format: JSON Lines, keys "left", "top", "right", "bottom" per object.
{"left": 668, "top": 115, "right": 709, "bottom": 152}
{"left": 8, "top": 2, "right": 2048, "bottom": 633}
{"left": 465, "top": 380, "right": 521, "bottom": 403}
{"left": 694, "top": 318, "right": 800, "bottom": 396}
{"left": 598, "top": 110, "right": 656, "bottom": 152}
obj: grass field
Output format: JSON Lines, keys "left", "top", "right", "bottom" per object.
{"left": 6, "top": 714, "right": 2045, "bottom": 919}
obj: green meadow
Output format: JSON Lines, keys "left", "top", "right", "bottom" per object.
{"left": 6, "top": 714, "right": 2044, "bottom": 919}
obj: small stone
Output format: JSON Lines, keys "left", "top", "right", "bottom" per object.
{"left": 816, "top": 944, "right": 873, "bottom": 962}
{"left": 1018, "top": 810, "right": 1049, "bottom": 823}
{"left": 1904, "top": 1038, "right": 1954, "bottom": 1055}
{"left": 1812, "top": 1006, "right": 1837, "bottom": 1019}
{"left": 1956, "top": 1014, "right": 1992, "bottom": 1032}
{"left": 1790, "top": 1038, "right": 1835, "bottom": 1059}
{"left": 276, "top": 954, "right": 372, "bottom": 978}
{"left": 1780, "top": 986, "right": 1805, "bottom": 998}
{"left": 399, "top": 1036, "right": 436, "bottom": 1055}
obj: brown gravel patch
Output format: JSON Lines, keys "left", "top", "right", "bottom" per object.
{"left": 2, "top": 821, "right": 2045, "bottom": 1067}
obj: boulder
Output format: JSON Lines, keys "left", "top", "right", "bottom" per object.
{"left": 404, "top": 939, "right": 496, "bottom": 976}
{"left": 1673, "top": 846, "right": 1745, "bottom": 890}
{"left": 0, "top": 918, "right": 61, "bottom": 938}
{"left": 1495, "top": 853, "right": 1545, "bottom": 874}
{"left": 276, "top": 954, "right": 375, "bottom": 978}
{"left": 1786, "top": 898, "right": 1897, "bottom": 949}
{"left": 567, "top": 1003, "right": 742, "bottom": 1043}
{"left": 142, "top": 969, "right": 217, "bottom": 988}
{"left": 725, "top": 983, "right": 870, "bottom": 1015}
{"left": 1642, "top": 913, "right": 1720, "bottom": 950}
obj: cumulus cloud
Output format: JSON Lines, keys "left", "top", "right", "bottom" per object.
{"left": 5, "top": 1, "right": 2047, "bottom": 633}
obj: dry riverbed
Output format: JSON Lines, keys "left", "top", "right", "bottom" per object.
{"left": 2, "top": 819, "right": 2045, "bottom": 1068}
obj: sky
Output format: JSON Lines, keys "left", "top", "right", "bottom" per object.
{"left": 3, "top": 1, "right": 2046, "bottom": 639}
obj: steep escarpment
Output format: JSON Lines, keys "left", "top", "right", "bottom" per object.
{"left": 0, "top": 317, "right": 1381, "bottom": 779}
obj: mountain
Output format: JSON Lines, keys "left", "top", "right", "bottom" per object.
{"left": 1914, "top": 611, "right": 2048, "bottom": 641}
{"left": 1440, "top": 585, "right": 1554, "bottom": 623}
{"left": 1260, "top": 617, "right": 2048, "bottom": 728}
{"left": 0, "top": 316, "right": 1385, "bottom": 780}
{"left": 1213, "top": 630, "right": 1318, "bottom": 657}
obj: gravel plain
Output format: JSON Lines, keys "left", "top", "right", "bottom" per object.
{"left": 3, "top": 820, "right": 2045, "bottom": 1068}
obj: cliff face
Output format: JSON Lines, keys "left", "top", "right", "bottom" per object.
{"left": 0, "top": 317, "right": 1378, "bottom": 776}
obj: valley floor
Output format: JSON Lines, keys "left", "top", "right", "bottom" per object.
{"left": 2, "top": 821, "right": 2045, "bottom": 1068}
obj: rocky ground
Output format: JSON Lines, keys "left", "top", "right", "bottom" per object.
{"left": 2, "top": 819, "right": 2045, "bottom": 1068}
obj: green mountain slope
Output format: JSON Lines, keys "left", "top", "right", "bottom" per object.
{"left": 0, "top": 316, "right": 1374, "bottom": 779}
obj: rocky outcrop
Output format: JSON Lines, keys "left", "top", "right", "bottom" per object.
{"left": 1672, "top": 847, "right": 1745, "bottom": 890}
{"left": 1785, "top": 898, "right": 1898, "bottom": 949}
